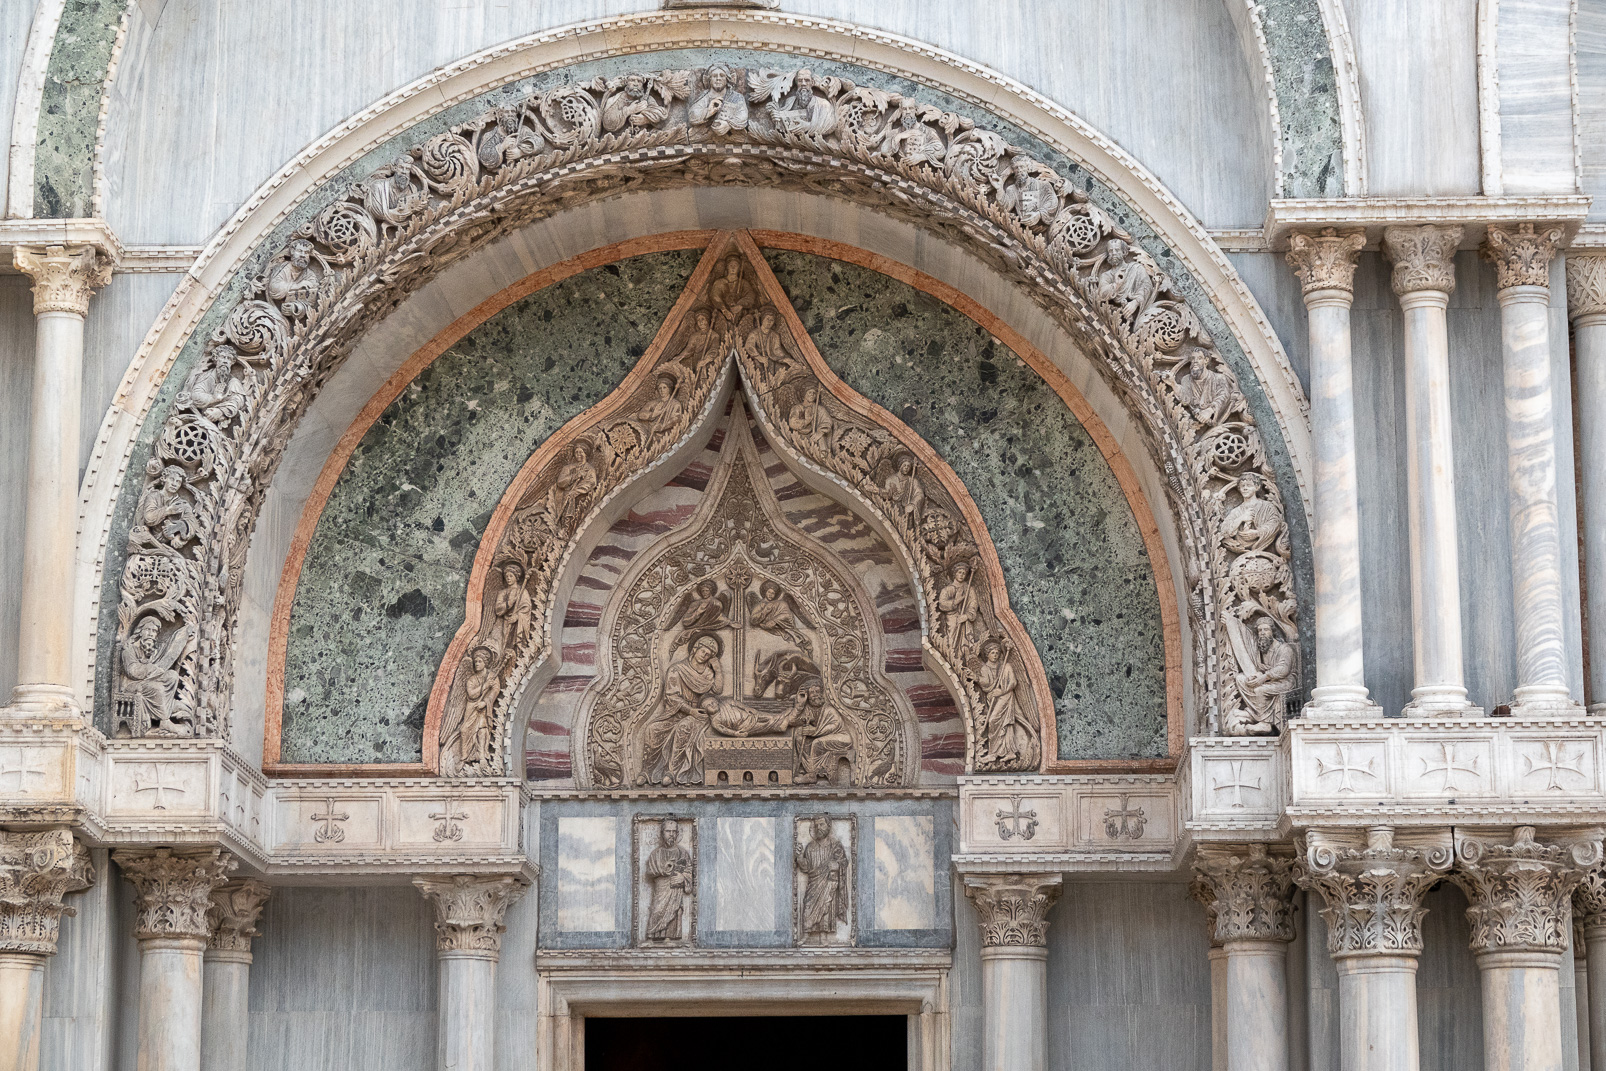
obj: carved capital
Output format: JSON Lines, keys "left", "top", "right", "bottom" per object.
{"left": 1575, "top": 865, "right": 1606, "bottom": 938}
{"left": 1188, "top": 877, "right": 1223, "bottom": 948}
{"left": 1382, "top": 225, "right": 1463, "bottom": 297}
{"left": 0, "top": 830, "right": 94, "bottom": 956}
{"left": 962, "top": 873, "right": 1063, "bottom": 948}
{"left": 1286, "top": 227, "right": 1366, "bottom": 295}
{"left": 1296, "top": 827, "right": 1453, "bottom": 956}
{"left": 12, "top": 245, "right": 112, "bottom": 317}
{"left": 1481, "top": 223, "right": 1564, "bottom": 290}
{"left": 207, "top": 879, "right": 270, "bottom": 954}
{"left": 1452, "top": 826, "right": 1603, "bottom": 955}
{"left": 114, "top": 848, "right": 236, "bottom": 941}
{"left": 1567, "top": 256, "right": 1606, "bottom": 320}
{"left": 1193, "top": 843, "right": 1298, "bottom": 943}
{"left": 414, "top": 875, "right": 528, "bottom": 956}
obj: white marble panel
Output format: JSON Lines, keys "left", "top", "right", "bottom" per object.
{"left": 713, "top": 817, "right": 775, "bottom": 932}
{"left": 873, "top": 815, "right": 934, "bottom": 931}
{"left": 556, "top": 816, "right": 617, "bottom": 932}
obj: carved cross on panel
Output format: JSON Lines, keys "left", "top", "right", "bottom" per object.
{"left": 311, "top": 798, "right": 350, "bottom": 843}
{"left": 1102, "top": 795, "right": 1146, "bottom": 840}
{"left": 995, "top": 796, "right": 1039, "bottom": 841}
{"left": 431, "top": 798, "right": 469, "bottom": 842}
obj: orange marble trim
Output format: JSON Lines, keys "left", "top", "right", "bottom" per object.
{"left": 263, "top": 230, "right": 718, "bottom": 774}
{"left": 749, "top": 231, "right": 1186, "bottom": 767}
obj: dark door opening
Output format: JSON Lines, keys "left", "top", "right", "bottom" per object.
{"left": 585, "top": 1015, "right": 907, "bottom": 1071}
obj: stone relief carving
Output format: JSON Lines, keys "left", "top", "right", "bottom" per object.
{"left": 794, "top": 814, "right": 854, "bottom": 946}
{"left": 114, "top": 847, "right": 237, "bottom": 940}
{"left": 1382, "top": 225, "right": 1462, "bottom": 296}
{"left": 1297, "top": 828, "right": 1452, "bottom": 955}
{"left": 1451, "top": 826, "right": 1603, "bottom": 954}
{"left": 634, "top": 816, "right": 696, "bottom": 946}
{"left": 961, "top": 873, "right": 1063, "bottom": 948}
{"left": 116, "top": 61, "right": 1298, "bottom": 746}
{"left": 0, "top": 830, "right": 94, "bottom": 956}
{"left": 414, "top": 874, "right": 529, "bottom": 954}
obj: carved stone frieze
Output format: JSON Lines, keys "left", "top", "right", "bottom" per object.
{"left": 0, "top": 829, "right": 94, "bottom": 956}
{"left": 1192, "top": 843, "right": 1298, "bottom": 943}
{"left": 1296, "top": 827, "right": 1452, "bottom": 956}
{"left": 1381, "top": 225, "right": 1463, "bottom": 297}
{"left": 1451, "top": 826, "right": 1603, "bottom": 955}
{"left": 207, "top": 879, "right": 271, "bottom": 954}
{"left": 114, "top": 847, "right": 236, "bottom": 941}
{"left": 12, "top": 244, "right": 112, "bottom": 317}
{"left": 112, "top": 62, "right": 1299, "bottom": 746}
{"left": 1481, "top": 223, "right": 1564, "bottom": 290}
{"left": 1285, "top": 228, "right": 1365, "bottom": 296}
{"left": 1566, "top": 255, "right": 1606, "bottom": 320}
{"left": 414, "top": 874, "right": 528, "bottom": 956}
{"left": 961, "top": 873, "right": 1063, "bottom": 948}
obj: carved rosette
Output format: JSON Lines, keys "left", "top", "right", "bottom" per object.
{"left": 1382, "top": 225, "right": 1462, "bottom": 296}
{"left": 1451, "top": 827, "right": 1603, "bottom": 956}
{"left": 0, "top": 830, "right": 94, "bottom": 956}
{"left": 1480, "top": 223, "right": 1564, "bottom": 291}
{"left": 1285, "top": 228, "right": 1365, "bottom": 296}
{"left": 1192, "top": 843, "right": 1298, "bottom": 943}
{"left": 12, "top": 244, "right": 112, "bottom": 317}
{"left": 114, "top": 847, "right": 237, "bottom": 942}
{"left": 1296, "top": 827, "right": 1452, "bottom": 956}
{"left": 114, "top": 62, "right": 1299, "bottom": 748}
{"left": 1566, "top": 256, "right": 1606, "bottom": 320}
{"left": 962, "top": 873, "right": 1063, "bottom": 948}
{"left": 207, "top": 879, "right": 271, "bottom": 955}
{"left": 414, "top": 875, "right": 528, "bottom": 956}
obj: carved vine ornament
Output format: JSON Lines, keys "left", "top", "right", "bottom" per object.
{"left": 112, "top": 62, "right": 1299, "bottom": 756}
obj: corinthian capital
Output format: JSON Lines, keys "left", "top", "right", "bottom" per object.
{"left": 1452, "top": 826, "right": 1603, "bottom": 955}
{"left": 961, "top": 873, "right": 1063, "bottom": 948}
{"left": 207, "top": 879, "right": 271, "bottom": 954}
{"left": 1286, "top": 228, "right": 1366, "bottom": 296}
{"left": 1193, "top": 843, "right": 1298, "bottom": 943}
{"left": 1576, "top": 864, "right": 1606, "bottom": 938}
{"left": 1481, "top": 223, "right": 1564, "bottom": 290}
{"left": 1382, "top": 225, "right": 1463, "bottom": 297}
{"left": 1296, "top": 827, "right": 1453, "bottom": 956}
{"left": 414, "top": 875, "right": 528, "bottom": 956}
{"left": 1567, "top": 256, "right": 1606, "bottom": 320}
{"left": 12, "top": 245, "right": 112, "bottom": 317}
{"left": 0, "top": 830, "right": 94, "bottom": 956}
{"left": 114, "top": 847, "right": 236, "bottom": 941}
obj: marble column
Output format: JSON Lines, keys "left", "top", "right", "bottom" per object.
{"left": 1567, "top": 255, "right": 1606, "bottom": 712}
{"left": 113, "top": 848, "right": 236, "bottom": 1071}
{"left": 200, "top": 880, "right": 270, "bottom": 1071}
{"left": 1192, "top": 844, "right": 1299, "bottom": 1071}
{"left": 1482, "top": 225, "right": 1581, "bottom": 715}
{"left": 1287, "top": 228, "right": 1378, "bottom": 714}
{"left": 1453, "top": 827, "right": 1603, "bottom": 1071}
{"left": 0, "top": 830, "right": 93, "bottom": 1071}
{"left": 962, "top": 874, "right": 1064, "bottom": 1071}
{"left": 1574, "top": 916, "right": 1593, "bottom": 1071}
{"left": 1574, "top": 867, "right": 1606, "bottom": 1071}
{"left": 415, "top": 875, "right": 529, "bottom": 1071}
{"left": 1190, "top": 880, "right": 1229, "bottom": 1071}
{"left": 1382, "top": 225, "right": 1473, "bottom": 715}
{"left": 1297, "top": 826, "right": 1453, "bottom": 1071}
{"left": 7, "top": 246, "right": 112, "bottom": 713}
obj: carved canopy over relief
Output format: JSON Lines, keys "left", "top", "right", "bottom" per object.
{"left": 112, "top": 59, "right": 1299, "bottom": 748}
{"left": 432, "top": 236, "right": 1048, "bottom": 779}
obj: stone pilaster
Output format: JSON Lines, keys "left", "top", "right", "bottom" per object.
{"left": 202, "top": 880, "right": 270, "bottom": 1071}
{"left": 1569, "top": 254, "right": 1606, "bottom": 714}
{"left": 0, "top": 830, "right": 92, "bottom": 1071}
{"left": 964, "top": 874, "right": 1062, "bottom": 1071}
{"left": 416, "top": 875, "right": 528, "bottom": 1071}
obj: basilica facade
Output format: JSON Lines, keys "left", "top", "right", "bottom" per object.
{"left": 4, "top": 2, "right": 1606, "bottom": 1070}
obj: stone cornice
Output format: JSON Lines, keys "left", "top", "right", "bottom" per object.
{"left": 1264, "top": 195, "right": 1591, "bottom": 251}
{"left": 415, "top": 874, "right": 528, "bottom": 956}
{"left": 0, "top": 829, "right": 93, "bottom": 956}
{"left": 961, "top": 873, "right": 1063, "bottom": 948}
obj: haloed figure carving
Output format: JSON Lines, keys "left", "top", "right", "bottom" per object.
{"left": 637, "top": 634, "right": 725, "bottom": 786}
{"left": 795, "top": 816, "right": 849, "bottom": 943}
{"left": 643, "top": 819, "right": 694, "bottom": 942}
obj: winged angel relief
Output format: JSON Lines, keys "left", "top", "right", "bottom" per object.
{"left": 429, "top": 235, "right": 1051, "bottom": 781}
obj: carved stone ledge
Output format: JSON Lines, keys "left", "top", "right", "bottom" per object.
{"left": 1452, "top": 826, "right": 1604, "bottom": 955}
{"left": 0, "top": 829, "right": 94, "bottom": 956}
{"left": 1297, "top": 826, "right": 1453, "bottom": 956}
{"left": 114, "top": 847, "right": 236, "bottom": 942}
{"left": 12, "top": 245, "right": 112, "bottom": 317}
{"left": 207, "top": 878, "right": 270, "bottom": 955}
{"left": 960, "top": 872, "right": 1063, "bottom": 948}
{"left": 1481, "top": 223, "right": 1564, "bottom": 290}
{"left": 1285, "top": 228, "right": 1365, "bottom": 296}
{"left": 958, "top": 774, "right": 1177, "bottom": 858}
{"left": 1382, "top": 225, "right": 1463, "bottom": 297}
{"left": 1192, "top": 843, "right": 1298, "bottom": 943}
{"left": 1567, "top": 255, "right": 1606, "bottom": 321}
{"left": 415, "top": 874, "right": 529, "bottom": 957}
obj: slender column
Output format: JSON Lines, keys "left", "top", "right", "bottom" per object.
{"left": 1192, "top": 844, "right": 1299, "bottom": 1071}
{"left": 200, "top": 880, "right": 270, "bottom": 1071}
{"left": 7, "top": 246, "right": 112, "bottom": 713}
{"left": 1189, "top": 880, "right": 1229, "bottom": 1071}
{"left": 1482, "top": 225, "right": 1581, "bottom": 714}
{"left": 962, "top": 874, "right": 1063, "bottom": 1071}
{"left": 1453, "top": 827, "right": 1603, "bottom": 1071}
{"left": 1382, "top": 225, "right": 1473, "bottom": 714}
{"left": 415, "top": 875, "right": 528, "bottom": 1071}
{"left": 1297, "top": 826, "right": 1453, "bottom": 1071}
{"left": 1567, "top": 256, "right": 1606, "bottom": 712}
{"left": 114, "top": 848, "right": 236, "bottom": 1071}
{"left": 1575, "top": 917, "right": 1593, "bottom": 1071}
{"left": 1573, "top": 867, "right": 1606, "bottom": 1071}
{"left": 1287, "top": 228, "right": 1378, "bottom": 713}
{"left": 0, "top": 830, "right": 93, "bottom": 1071}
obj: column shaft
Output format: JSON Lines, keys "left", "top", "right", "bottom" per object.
{"left": 1566, "top": 254, "right": 1606, "bottom": 710}
{"left": 135, "top": 938, "right": 205, "bottom": 1071}
{"left": 1477, "top": 950, "right": 1565, "bottom": 1071}
{"left": 200, "top": 951, "right": 251, "bottom": 1071}
{"left": 1335, "top": 955, "right": 1422, "bottom": 1071}
{"left": 1576, "top": 933, "right": 1591, "bottom": 1071}
{"left": 981, "top": 947, "right": 1048, "bottom": 1071}
{"left": 0, "top": 954, "right": 46, "bottom": 1071}
{"left": 1224, "top": 939, "right": 1290, "bottom": 1071}
{"left": 1209, "top": 945, "right": 1228, "bottom": 1071}
{"left": 1589, "top": 930, "right": 1606, "bottom": 1071}
{"left": 439, "top": 954, "right": 498, "bottom": 1071}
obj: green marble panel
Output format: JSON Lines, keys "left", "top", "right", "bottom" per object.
{"left": 763, "top": 250, "right": 1168, "bottom": 760}
{"left": 1260, "top": 0, "right": 1347, "bottom": 197}
{"left": 277, "top": 250, "right": 701, "bottom": 763}
{"left": 33, "top": 0, "right": 125, "bottom": 218}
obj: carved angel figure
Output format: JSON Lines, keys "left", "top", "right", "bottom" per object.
{"left": 448, "top": 644, "right": 501, "bottom": 771}
{"left": 688, "top": 65, "right": 748, "bottom": 137}
{"left": 878, "top": 453, "right": 926, "bottom": 534}
{"left": 661, "top": 580, "right": 733, "bottom": 651}
{"left": 492, "top": 561, "right": 534, "bottom": 656}
{"left": 1219, "top": 473, "right": 1285, "bottom": 555}
{"left": 787, "top": 387, "right": 834, "bottom": 462}
{"left": 263, "top": 239, "right": 322, "bottom": 320}
{"left": 545, "top": 442, "right": 599, "bottom": 536}
{"left": 742, "top": 308, "right": 803, "bottom": 388}
{"left": 708, "top": 257, "right": 758, "bottom": 347}
{"left": 795, "top": 816, "right": 849, "bottom": 940}
{"left": 135, "top": 462, "right": 198, "bottom": 549}
{"left": 643, "top": 819, "right": 694, "bottom": 941}
{"left": 759, "top": 68, "right": 838, "bottom": 136}
{"left": 970, "top": 638, "right": 1035, "bottom": 768}
{"left": 748, "top": 580, "right": 813, "bottom": 653}
{"left": 934, "top": 560, "right": 982, "bottom": 664}
{"left": 636, "top": 634, "right": 723, "bottom": 786}
{"left": 634, "top": 370, "right": 686, "bottom": 452}
{"left": 1173, "top": 347, "right": 1241, "bottom": 428}
{"left": 118, "top": 616, "right": 194, "bottom": 737}
{"left": 671, "top": 308, "right": 724, "bottom": 371}
{"left": 601, "top": 73, "right": 670, "bottom": 132}
{"left": 1224, "top": 616, "right": 1297, "bottom": 735}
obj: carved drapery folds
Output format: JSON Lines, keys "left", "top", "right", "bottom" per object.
{"left": 1192, "top": 843, "right": 1298, "bottom": 943}
{"left": 1382, "top": 225, "right": 1462, "bottom": 297}
{"left": 1285, "top": 228, "right": 1365, "bottom": 296}
{"left": 114, "top": 847, "right": 237, "bottom": 941}
{"left": 207, "top": 879, "right": 271, "bottom": 954}
{"left": 1481, "top": 223, "right": 1564, "bottom": 291}
{"left": 1297, "top": 827, "right": 1453, "bottom": 956}
{"left": 0, "top": 829, "right": 94, "bottom": 956}
{"left": 114, "top": 62, "right": 1299, "bottom": 745}
{"left": 414, "top": 875, "right": 528, "bottom": 956}
{"left": 12, "top": 245, "right": 112, "bottom": 317}
{"left": 962, "top": 873, "right": 1063, "bottom": 948}
{"left": 1452, "top": 826, "right": 1603, "bottom": 955}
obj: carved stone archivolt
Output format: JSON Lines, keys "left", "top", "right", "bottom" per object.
{"left": 0, "top": 829, "right": 94, "bottom": 956}
{"left": 114, "top": 847, "right": 237, "bottom": 942}
{"left": 114, "top": 60, "right": 1301, "bottom": 747}
{"left": 1296, "top": 828, "right": 1452, "bottom": 956}
{"left": 961, "top": 873, "right": 1063, "bottom": 948}
{"left": 1451, "top": 826, "right": 1603, "bottom": 955}
{"left": 414, "top": 874, "right": 528, "bottom": 956}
